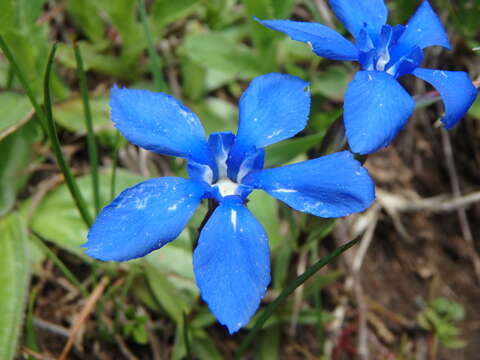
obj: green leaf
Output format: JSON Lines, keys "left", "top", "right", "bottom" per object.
{"left": 0, "top": 0, "right": 15, "bottom": 34}
{"left": 56, "top": 42, "right": 135, "bottom": 78}
{"left": 248, "top": 191, "right": 283, "bottom": 249}
{"left": 0, "top": 123, "right": 36, "bottom": 216}
{"left": 144, "top": 263, "right": 192, "bottom": 323}
{"left": 53, "top": 95, "right": 120, "bottom": 147}
{"left": 65, "top": 0, "right": 105, "bottom": 42}
{"left": 98, "top": 0, "right": 144, "bottom": 63}
{"left": 311, "top": 66, "right": 352, "bottom": 101}
{"left": 183, "top": 32, "right": 266, "bottom": 79}
{"left": 27, "top": 170, "right": 144, "bottom": 256}
{"left": 469, "top": 96, "right": 480, "bottom": 121}
{"left": 152, "top": 0, "right": 200, "bottom": 31}
{"left": 180, "top": 57, "right": 206, "bottom": 101}
{"left": 189, "top": 97, "right": 237, "bottom": 134}
{"left": 272, "top": 0, "right": 296, "bottom": 18}
{"left": 16, "top": 0, "right": 48, "bottom": 29}
{"left": 144, "top": 230, "right": 198, "bottom": 298}
{"left": 265, "top": 132, "right": 324, "bottom": 167}
{"left": 0, "top": 92, "right": 32, "bottom": 138}
{"left": 0, "top": 213, "right": 30, "bottom": 360}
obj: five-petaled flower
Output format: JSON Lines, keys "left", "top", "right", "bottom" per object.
{"left": 84, "top": 73, "right": 375, "bottom": 333}
{"left": 257, "top": 0, "right": 478, "bottom": 154}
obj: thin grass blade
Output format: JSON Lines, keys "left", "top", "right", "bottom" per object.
{"left": 73, "top": 42, "right": 101, "bottom": 215}
{"left": 44, "top": 44, "right": 93, "bottom": 226}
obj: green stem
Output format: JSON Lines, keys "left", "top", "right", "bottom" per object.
{"left": 44, "top": 44, "right": 93, "bottom": 227}
{"left": 73, "top": 42, "right": 101, "bottom": 215}
{"left": 138, "top": 0, "right": 168, "bottom": 92}
{"left": 235, "top": 238, "right": 359, "bottom": 359}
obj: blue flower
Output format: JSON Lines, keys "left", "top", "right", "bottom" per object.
{"left": 84, "top": 73, "right": 375, "bottom": 333}
{"left": 256, "top": 0, "right": 478, "bottom": 154}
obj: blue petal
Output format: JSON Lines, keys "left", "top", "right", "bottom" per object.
{"left": 85, "top": 177, "right": 208, "bottom": 261}
{"left": 193, "top": 197, "right": 270, "bottom": 334}
{"left": 243, "top": 151, "right": 375, "bottom": 217}
{"left": 255, "top": 18, "right": 358, "bottom": 60}
{"left": 110, "top": 86, "right": 214, "bottom": 165}
{"left": 228, "top": 73, "right": 310, "bottom": 177}
{"left": 396, "top": 1, "right": 451, "bottom": 51}
{"left": 328, "top": 0, "right": 388, "bottom": 38}
{"left": 413, "top": 68, "right": 478, "bottom": 129}
{"left": 344, "top": 71, "right": 415, "bottom": 154}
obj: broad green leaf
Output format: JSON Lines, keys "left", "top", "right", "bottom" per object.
{"left": 0, "top": 0, "right": 15, "bottom": 34}
{"left": 248, "top": 191, "right": 283, "bottom": 249}
{"left": 152, "top": 0, "right": 200, "bottom": 31}
{"left": 0, "top": 123, "right": 36, "bottom": 216}
{"left": 0, "top": 213, "right": 30, "bottom": 360}
{"left": 28, "top": 170, "right": 144, "bottom": 255}
{"left": 0, "top": 92, "right": 32, "bottom": 137}
{"left": 53, "top": 95, "right": 120, "bottom": 147}
{"left": 98, "top": 0, "right": 144, "bottom": 64}
{"left": 189, "top": 97, "right": 237, "bottom": 134}
{"left": 191, "top": 333, "right": 223, "bottom": 360}
{"left": 144, "top": 263, "right": 192, "bottom": 324}
{"left": 16, "top": 0, "right": 47, "bottom": 29}
{"left": 183, "top": 32, "right": 266, "bottom": 79}
{"left": 469, "top": 97, "right": 480, "bottom": 121}
{"left": 265, "top": 132, "right": 324, "bottom": 167}
{"left": 272, "top": 0, "right": 296, "bottom": 18}
{"left": 65, "top": 0, "right": 105, "bottom": 42}
{"left": 311, "top": 66, "right": 352, "bottom": 101}
{"left": 144, "top": 230, "right": 198, "bottom": 298}
{"left": 56, "top": 42, "right": 136, "bottom": 78}
{"left": 180, "top": 57, "right": 206, "bottom": 101}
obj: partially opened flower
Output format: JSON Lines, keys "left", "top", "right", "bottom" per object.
{"left": 84, "top": 73, "right": 375, "bottom": 333}
{"left": 257, "top": 0, "right": 478, "bottom": 154}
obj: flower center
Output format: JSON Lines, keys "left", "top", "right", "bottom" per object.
{"left": 214, "top": 177, "right": 240, "bottom": 197}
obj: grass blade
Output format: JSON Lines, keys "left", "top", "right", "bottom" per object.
{"left": 44, "top": 44, "right": 93, "bottom": 226}
{"left": 235, "top": 238, "right": 360, "bottom": 359}
{"left": 73, "top": 41, "right": 101, "bottom": 215}
{"left": 138, "top": 0, "right": 168, "bottom": 92}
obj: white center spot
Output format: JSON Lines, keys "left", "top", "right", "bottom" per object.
{"left": 273, "top": 188, "right": 297, "bottom": 193}
{"left": 215, "top": 178, "right": 239, "bottom": 197}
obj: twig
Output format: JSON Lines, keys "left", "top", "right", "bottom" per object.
{"left": 33, "top": 317, "right": 70, "bottom": 338}
{"left": 377, "top": 189, "right": 480, "bottom": 213}
{"left": 59, "top": 277, "right": 110, "bottom": 360}
{"left": 20, "top": 347, "right": 56, "bottom": 360}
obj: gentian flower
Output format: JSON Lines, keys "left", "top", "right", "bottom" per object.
{"left": 84, "top": 73, "right": 375, "bottom": 333}
{"left": 256, "top": 0, "right": 478, "bottom": 154}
